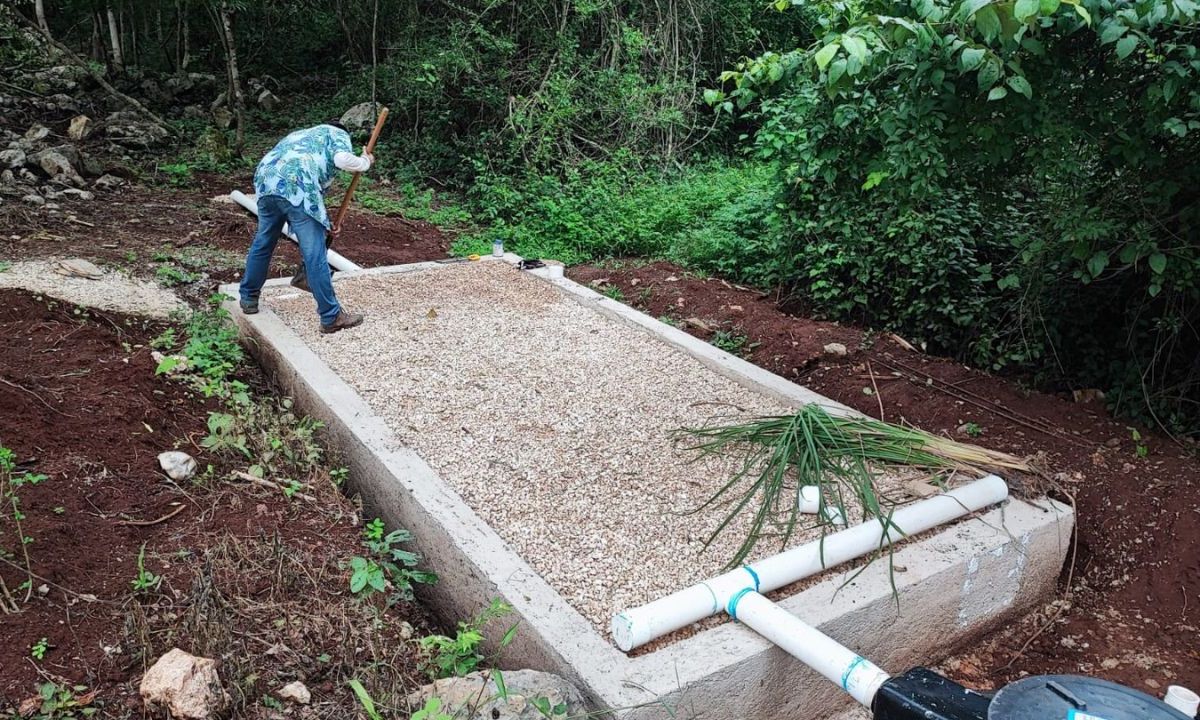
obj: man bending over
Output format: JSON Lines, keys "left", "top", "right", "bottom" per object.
{"left": 238, "top": 119, "right": 373, "bottom": 334}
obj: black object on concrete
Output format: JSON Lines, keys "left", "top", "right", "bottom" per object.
{"left": 872, "top": 669, "right": 1190, "bottom": 720}
{"left": 988, "top": 675, "right": 1191, "bottom": 720}
{"left": 873, "top": 667, "right": 990, "bottom": 720}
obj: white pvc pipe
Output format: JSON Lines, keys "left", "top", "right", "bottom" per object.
{"left": 1166, "top": 686, "right": 1200, "bottom": 718}
{"left": 731, "top": 591, "right": 890, "bottom": 707}
{"left": 798, "top": 486, "right": 846, "bottom": 525}
{"left": 611, "top": 474, "right": 1008, "bottom": 651}
{"left": 228, "top": 190, "right": 362, "bottom": 272}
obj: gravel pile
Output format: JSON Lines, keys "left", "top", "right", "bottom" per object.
{"left": 267, "top": 263, "right": 903, "bottom": 634}
{"left": 0, "top": 259, "right": 184, "bottom": 318}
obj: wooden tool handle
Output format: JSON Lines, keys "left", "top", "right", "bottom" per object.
{"left": 333, "top": 106, "right": 389, "bottom": 233}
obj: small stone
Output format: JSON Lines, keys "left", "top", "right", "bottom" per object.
{"left": 55, "top": 258, "right": 104, "bottom": 279}
{"left": 157, "top": 451, "right": 198, "bottom": 481}
{"left": 24, "top": 123, "right": 50, "bottom": 142}
{"left": 22, "top": 193, "right": 44, "bottom": 206}
{"left": 1104, "top": 438, "right": 1122, "bottom": 448}
{"left": 211, "top": 108, "right": 234, "bottom": 130}
{"left": 140, "top": 648, "right": 231, "bottom": 720}
{"left": 67, "top": 115, "right": 93, "bottom": 141}
{"left": 277, "top": 681, "right": 311, "bottom": 705}
{"left": 257, "top": 89, "right": 280, "bottom": 112}
{"left": 823, "top": 342, "right": 848, "bottom": 357}
{"left": 728, "top": 304, "right": 744, "bottom": 313}
{"left": 340, "top": 101, "right": 381, "bottom": 131}
{"left": 94, "top": 174, "right": 126, "bottom": 190}
{"left": 0, "top": 148, "right": 25, "bottom": 169}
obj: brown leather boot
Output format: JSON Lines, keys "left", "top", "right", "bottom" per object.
{"left": 320, "top": 310, "right": 364, "bottom": 334}
{"left": 290, "top": 263, "right": 310, "bottom": 293}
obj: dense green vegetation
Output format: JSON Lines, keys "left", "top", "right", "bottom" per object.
{"left": 9, "top": 0, "right": 1200, "bottom": 432}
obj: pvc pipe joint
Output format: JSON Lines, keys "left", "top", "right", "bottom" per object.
{"left": 729, "top": 591, "right": 890, "bottom": 707}
{"left": 798, "top": 485, "right": 847, "bottom": 525}
{"left": 612, "top": 475, "right": 1009, "bottom": 652}
{"left": 1166, "top": 686, "right": 1200, "bottom": 718}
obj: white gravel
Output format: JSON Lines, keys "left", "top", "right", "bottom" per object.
{"left": 266, "top": 263, "right": 900, "bottom": 634}
{"left": 0, "top": 259, "right": 184, "bottom": 318}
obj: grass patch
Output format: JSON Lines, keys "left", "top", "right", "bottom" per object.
{"left": 683, "top": 405, "right": 1032, "bottom": 567}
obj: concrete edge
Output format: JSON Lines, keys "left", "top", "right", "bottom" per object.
{"left": 219, "top": 262, "right": 1074, "bottom": 718}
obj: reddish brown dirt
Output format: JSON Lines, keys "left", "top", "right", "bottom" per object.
{"left": 0, "top": 289, "right": 427, "bottom": 716}
{"left": 0, "top": 171, "right": 453, "bottom": 291}
{"left": 570, "top": 260, "right": 1200, "bottom": 695}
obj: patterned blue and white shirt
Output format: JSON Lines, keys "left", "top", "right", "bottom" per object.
{"left": 254, "top": 124, "right": 354, "bottom": 229}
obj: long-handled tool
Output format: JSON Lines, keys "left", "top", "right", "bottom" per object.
{"left": 291, "top": 106, "right": 390, "bottom": 291}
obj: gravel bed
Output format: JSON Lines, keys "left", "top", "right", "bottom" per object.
{"left": 0, "top": 259, "right": 185, "bottom": 318}
{"left": 266, "top": 262, "right": 907, "bottom": 635}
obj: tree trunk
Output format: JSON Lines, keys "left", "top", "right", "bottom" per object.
{"left": 219, "top": 1, "right": 246, "bottom": 153}
{"left": 92, "top": 13, "right": 104, "bottom": 61}
{"left": 35, "top": 0, "right": 50, "bottom": 37}
{"left": 106, "top": 5, "right": 124, "bottom": 71}
{"left": 181, "top": 1, "right": 191, "bottom": 71}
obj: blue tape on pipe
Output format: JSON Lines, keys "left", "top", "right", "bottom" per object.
{"left": 841, "top": 656, "right": 866, "bottom": 691}
{"left": 742, "top": 565, "right": 761, "bottom": 591}
{"left": 726, "top": 588, "right": 754, "bottom": 621}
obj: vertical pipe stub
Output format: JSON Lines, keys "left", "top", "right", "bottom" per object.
{"left": 1166, "top": 686, "right": 1200, "bottom": 718}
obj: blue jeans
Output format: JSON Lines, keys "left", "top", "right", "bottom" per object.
{"left": 239, "top": 195, "right": 341, "bottom": 325}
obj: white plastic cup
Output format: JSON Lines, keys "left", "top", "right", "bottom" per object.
{"left": 1165, "top": 686, "right": 1200, "bottom": 718}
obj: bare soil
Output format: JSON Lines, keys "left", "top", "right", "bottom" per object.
{"left": 0, "top": 289, "right": 430, "bottom": 717}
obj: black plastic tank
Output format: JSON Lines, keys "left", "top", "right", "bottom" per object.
{"left": 988, "top": 675, "right": 1190, "bottom": 720}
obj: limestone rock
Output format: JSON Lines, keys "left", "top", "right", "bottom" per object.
{"left": 94, "top": 174, "right": 127, "bottom": 190}
{"left": 823, "top": 342, "right": 848, "bottom": 357}
{"left": 277, "top": 681, "right": 311, "bottom": 705}
{"left": 211, "top": 108, "right": 234, "bottom": 130}
{"left": 140, "top": 648, "right": 230, "bottom": 720}
{"left": 105, "top": 111, "right": 170, "bottom": 149}
{"left": 0, "top": 148, "right": 25, "bottom": 169}
{"left": 256, "top": 89, "right": 280, "bottom": 112}
{"left": 340, "top": 101, "right": 380, "bottom": 131}
{"left": 407, "top": 670, "right": 586, "bottom": 720}
{"left": 68, "top": 115, "right": 94, "bottom": 141}
{"left": 24, "top": 124, "right": 50, "bottom": 143}
{"left": 35, "top": 151, "right": 83, "bottom": 187}
{"left": 22, "top": 193, "right": 44, "bottom": 206}
{"left": 157, "top": 451, "right": 198, "bottom": 481}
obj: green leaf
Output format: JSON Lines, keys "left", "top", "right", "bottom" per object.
{"left": 977, "top": 57, "right": 1002, "bottom": 91}
{"left": 960, "top": 47, "right": 986, "bottom": 71}
{"left": 842, "top": 35, "right": 868, "bottom": 63}
{"left": 1014, "top": 0, "right": 1040, "bottom": 21}
{"left": 1149, "top": 253, "right": 1167, "bottom": 274}
{"left": 1116, "top": 34, "right": 1138, "bottom": 59}
{"left": 348, "top": 679, "right": 380, "bottom": 720}
{"left": 702, "top": 88, "right": 722, "bottom": 105}
{"left": 1006, "top": 74, "right": 1033, "bottom": 99}
{"left": 350, "top": 572, "right": 367, "bottom": 593}
{"left": 494, "top": 669, "right": 508, "bottom": 700}
{"left": 1040, "top": 0, "right": 1061, "bottom": 12}
{"left": 1074, "top": 4, "right": 1092, "bottom": 24}
{"left": 1087, "top": 251, "right": 1109, "bottom": 279}
{"left": 1149, "top": 283, "right": 1162, "bottom": 297}
{"left": 815, "top": 42, "right": 840, "bottom": 70}
{"left": 988, "top": 86, "right": 1009, "bottom": 100}
{"left": 828, "top": 58, "right": 847, "bottom": 84}
{"left": 500, "top": 621, "right": 520, "bottom": 647}
{"left": 974, "top": 5, "right": 1002, "bottom": 40}
{"left": 1100, "top": 22, "right": 1127, "bottom": 44}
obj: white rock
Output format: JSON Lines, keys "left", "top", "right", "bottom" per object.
{"left": 0, "top": 148, "right": 25, "bottom": 169}
{"left": 21, "top": 193, "right": 44, "bottom": 206}
{"left": 24, "top": 124, "right": 50, "bottom": 142}
{"left": 68, "top": 115, "right": 93, "bottom": 141}
{"left": 823, "top": 342, "right": 848, "bottom": 357}
{"left": 34, "top": 150, "right": 85, "bottom": 187}
{"left": 94, "top": 174, "right": 126, "bottom": 190}
{"left": 277, "top": 681, "right": 311, "bottom": 705}
{"left": 139, "top": 648, "right": 231, "bottom": 720}
{"left": 157, "top": 451, "right": 198, "bottom": 481}
{"left": 407, "top": 670, "right": 586, "bottom": 720}
{"left": 257, "top": 89, "right": 280, "bottom": 112}
{"left": 340, "top": 101, "right": 380, "bottom": 131}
